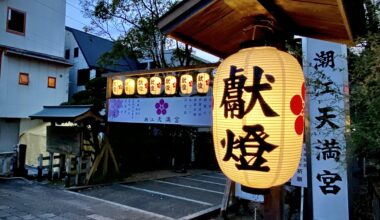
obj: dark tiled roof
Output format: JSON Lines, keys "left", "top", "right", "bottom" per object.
{"left": 66, "top": 27, "right": 141, "bottom": 72}
{"left": 0, "top": 44, "right": 72, "bottom": 66}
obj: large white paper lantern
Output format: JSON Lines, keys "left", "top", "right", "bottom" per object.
{"left": 124, "top": 78, "right": 135, "bottom": 95}
{"left": 180, "top": 74, "right": 193, "bottom": 95}
{"left": 112, "top": 79, "right": 123, "bottom": 96}
{"left": 165, "top": 75, "right": 177, "bottom": 95}
{"left": 150, "top": 76, "right": 162, "bottom": 95}
{"left": 137, "top": 77, "right": 148, "bottom": 95}
{"left": 213, "top": 46, "right": 305, "bottom": 189}
{"left": 196, "top": 72, "right": 210, "bottom": 94}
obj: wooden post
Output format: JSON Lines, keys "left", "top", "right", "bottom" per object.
{"left": 84, "top": 145, "right": 106, "bottom": 185}
{"left": 16, "top": 144, "right": 27, "bottom": 177}
{"left": 264, "top": 185, "right": 283, "bottom": 220}
{"left": 75, "top": 156, "right": 82, "bottom": 185}
{"left": 84, "top": 137, "right": 120, "bottom": 185}
{"left": 58, "top": 154, "right": 65, "bottom": 179}
{"left": 102, "top": 146, "right": 109, "bottom": 177}
{"left": 220, "top": 179, "right": 234, "bottom": 218}
{"left": 48, "top": 152, "right": 54, "bottom": 180}
{"left": 37, "top": 154, "right": 43, "bottom": 182}
{"left": 65, "top": 155, "right": 71, "bottom": 187}
{"left": 108, "top": 144, "right": 120, "bottom": 175}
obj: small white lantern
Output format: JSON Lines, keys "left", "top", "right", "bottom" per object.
{"left": 150, "top": 76, "right": 162, "bottom": 95}
{"left": 112, "top": 79, "right": 123, "bottom": 96}
{"left": 196, "top": 72, "right": 210, "bottom": 94}
{"left": 165, "top": 75, "right": 177, "bottom": 95}
{"left": 137, "top": 77, "right": 148, "bottom": 95}
{"left": 180, "top": 74, "right": 193, "bottom": 95}
{"left": 124, "top": 78, "right": 135, "bottom": 95}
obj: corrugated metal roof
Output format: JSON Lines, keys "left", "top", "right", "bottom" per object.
{"left": 66, "top": 27, "right": 141, "bottom": 72}
{"left": 30, "top": 105, "right": 99, "bottom": 122}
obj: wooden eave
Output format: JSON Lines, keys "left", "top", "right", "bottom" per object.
{"left": 158, "top": 0, "right": 365, "bottom": 58}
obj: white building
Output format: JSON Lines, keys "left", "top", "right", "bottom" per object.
{"left": 65, "top": 27, "right": 141, "bottom": 98}
{"left": 138, "top": 49, "right": 213, "bottom": 70}
{"left": 0, "top": 0, "right": 71, "bottom": 152}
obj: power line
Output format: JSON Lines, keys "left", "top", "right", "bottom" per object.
{"left": 34, "top": 0, "right": 122, "bottom": 39}
{"left": 66, "top": 1, "right": 82, "bottom": 12}
{"left": 65, "top": 0, "right": 122, "bottom": 35}
{"left": 66, "top": 15, "right": 88, "bottom": 27}
{"left": 33, "top": 0, "right": 88, "bottom": 27}
{"left": 65, "top": 1, "right": 93, "bottom": 27}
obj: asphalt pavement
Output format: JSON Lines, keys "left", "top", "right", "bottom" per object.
{"left": 0, "top": 171, "right": 226, "bottom": 220}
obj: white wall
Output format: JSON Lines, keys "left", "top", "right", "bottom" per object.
{"left": 0, "top": 55, "right": 69, "bottom": 118}
{"left": 19, "top": 118, "right": 44, "bottom": 136}
{"left": 0, "top": 0, "right": 66, "bottom": 57}
{"left": 64, "top": 30, "right": 89, "bottom": 97}
{"left": 0, "top": 118, "right": 19, "bottom": 152}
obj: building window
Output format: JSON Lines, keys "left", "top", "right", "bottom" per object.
{"left": 77, "top": 69, "right": 90, "bottom": 86}
{"left": 6, "top": 7, "right": 26, "bottom": 35}
{"left": 19, "top": 73, "right": 29, "bottom": 85}
{"left": 74, "top": 47, "right": 79, "bottom": 58}
{"left": 65, "top": 49, "right": 70, "bottom": 59}
{"left": 48, "top": 76, "right": 56, "bottom": 88}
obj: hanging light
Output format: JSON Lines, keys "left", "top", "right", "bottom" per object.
{"left": 196, "top": 72, "right": 210, "bottom": 94}
{"left": 165, "top": 75, "right": 177, "bottom": 95}
{"left": 180, "top": 74, "right": 193, "bottom": 95}
{"left": 213, "top": 46, "right": 305, "bottom": 189}
{"left": 150, "top": 76, "right": 163, "bottom": 95}
{"left": 137, "top": 77, "right": 148, "bottom": 95}
{"left": 112, "top": 79, "right": 123, "bottom": 96}
{"left": 124, "top": 78, "right": 135, "bottom": 95}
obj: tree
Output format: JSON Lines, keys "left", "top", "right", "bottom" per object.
{"left": 80, "top": 0, "right": 194, "bottom": 68}
{"left": 62, "top": 77, "right": 107, "bottom": 113}
{"left": 349, "top": 0, "right": 380, "bottom": 165}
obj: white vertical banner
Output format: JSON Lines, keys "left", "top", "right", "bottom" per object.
{"left": 290, "top": 143, "right": 308, "bottom": 188}
{"left": 303, "top": 38, "right": 349, "bottom": 220}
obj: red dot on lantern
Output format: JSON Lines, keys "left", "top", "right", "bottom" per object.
{"left": 295, "top": 116, "right": 304, "bottom": 135}
{"left": 290, "top": 95, "right": 303, "bottom": 115}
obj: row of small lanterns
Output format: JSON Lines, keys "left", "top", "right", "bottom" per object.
{"left": 112, "top": 73, "right": 210, "bottom": 96}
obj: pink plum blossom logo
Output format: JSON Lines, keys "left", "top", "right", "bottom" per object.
{"left": 155, "top": 99, "right": 169, "bottom": 115}
{"left": 290, "top": 83, "right": 305, "bottom": 135}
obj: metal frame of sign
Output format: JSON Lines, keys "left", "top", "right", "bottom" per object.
{"left": 104, "top": 64, "right": 218, "bottom": 127}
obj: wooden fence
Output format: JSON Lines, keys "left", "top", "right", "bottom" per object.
{"left": 37, "top": 152, "right": 92, "bottom": 186}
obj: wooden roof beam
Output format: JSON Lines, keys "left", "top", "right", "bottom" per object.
{"left": 224, "top": 0, "right": 295, "bottom": 40}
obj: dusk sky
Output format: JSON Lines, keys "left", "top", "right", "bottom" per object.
{"left": 65, "top": 0, "right": 219, "bottom": 62}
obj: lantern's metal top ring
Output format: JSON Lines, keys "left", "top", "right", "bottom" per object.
{"left": 243, "top": 17, "right": 275, "bottom": 40}
{"left": 241, "top": 17, "right": 284, "bottom": 48}
{"left": 242, "top": 17, "right": 275, "bottom": 31}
